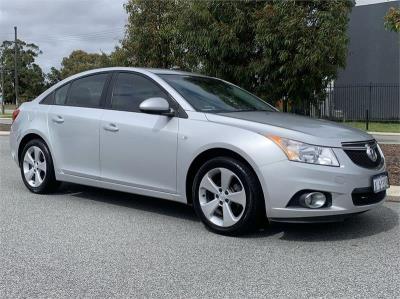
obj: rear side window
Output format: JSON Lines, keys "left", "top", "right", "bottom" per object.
{"left": 111, "top": 73, "right": 169, "bottom": 112}
{"left": 55, "top": 84, "right": 70, "bottom": 105}
{"left": 40, "top": 92, "right": 54, "bottom": 105}
{"left": 66, "top": 74, "right": 108, "bottom": 108}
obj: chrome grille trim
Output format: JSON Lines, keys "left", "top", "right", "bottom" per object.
{"left": 341, "top": 139, "right": 376, "bottom": 150}
{"left": 341, "top": 139, "right": 383, "bottom": 169}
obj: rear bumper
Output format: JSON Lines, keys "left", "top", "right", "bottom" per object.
{"left": 9, "top": 126, "right": 19, "bottom": 165}
{"left": 260, "top": 148, "right": 387, "bottom": 221}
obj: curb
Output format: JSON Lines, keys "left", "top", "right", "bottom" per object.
{"left": 0, "top": 131, "right": 10, "bottom": 136}
{"left": 388, "top": 185, "right": 400, "bottom": 198}
{"left": 369, "top": 132, "right": 400, "bottom": 136}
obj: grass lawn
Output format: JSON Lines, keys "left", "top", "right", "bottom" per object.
{"left": 4, "top": 104, "right": 16, "bottom": 110}
{"left": 341, "top": 122, "right": 400, "bottom": 133}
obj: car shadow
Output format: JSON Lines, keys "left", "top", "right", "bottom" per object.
{"left": 55, "top": 183, "right": 198, "bottom": 222}
{"left": 246, "top": 205, "right": 399, "bottom": 242}
{"left": 55, "top": 183, "right": 398, "bottom": 241}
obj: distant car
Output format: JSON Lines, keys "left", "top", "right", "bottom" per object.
{"left": 9, "top": 68, "right": 389, "bottom": 235}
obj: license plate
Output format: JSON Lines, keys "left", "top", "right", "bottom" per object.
{"left": 372, "top": 173, "right": 389, "bottom": 193}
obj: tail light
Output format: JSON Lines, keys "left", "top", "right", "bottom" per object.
{"left": 12, "top": 109, "right": 20, "bottom": 124}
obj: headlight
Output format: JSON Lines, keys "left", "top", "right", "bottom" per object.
{"left": 268, "top": 136, "right": 340, "bottom": 167}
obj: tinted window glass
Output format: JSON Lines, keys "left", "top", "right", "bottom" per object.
{"left": 67, "top": 74, "right": 108, "bottom": 108}
{"left": 111, "top": 73, "right": 169, "bottom": 112}
{"left": 160, "top": 75, "right": 275, "bottom": 113}
{"left": 40, "top": 92, "right": 54, "bottom": 105}
{"left": 55, "top": 84, "right": 69, "bottom": 105}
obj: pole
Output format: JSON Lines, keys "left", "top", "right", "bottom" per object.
{"left": 1, "top": 58, "right": 4, "bottom": 115}
{"left": 14, "top": 26, "right": 19, "bottom": 107}
{"left": 366, "top": 82, "right": 372, "bottom": 131}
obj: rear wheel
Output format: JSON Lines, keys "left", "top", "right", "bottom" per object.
{"left": 192, "top": 157, "right": 264, "bottom": 235}
{"left": 20, "top": 139, "right": 60, "bottom": 194}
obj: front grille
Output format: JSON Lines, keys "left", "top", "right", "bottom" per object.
{"left": 342, "top": 140, "right": 383, "bottom": 169}
{"left": 352, "top": 187, "right": 386, "bottom": 206}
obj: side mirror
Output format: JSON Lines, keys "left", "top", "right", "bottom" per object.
{"left": 139, "top": 97, "right": 175, "bottom": 116}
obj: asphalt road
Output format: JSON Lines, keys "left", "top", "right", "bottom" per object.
{"left": 1, "top": 136, "right": 399, "bottom": 298}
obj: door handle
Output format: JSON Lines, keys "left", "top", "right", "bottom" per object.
{"left": 52, "top": 115, "right": 64, "bottom": 124}
{"left": 103, "top": 123, "right": 119, "bottom": 132}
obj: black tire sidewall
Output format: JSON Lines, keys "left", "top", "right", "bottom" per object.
{"left": 192, "top": 157, "right": 261, "bottom": 235}
{"left": 20, "top": 139, "right": 57, "bottom": 194}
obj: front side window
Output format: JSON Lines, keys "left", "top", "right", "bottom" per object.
{"left": 160, "top": 75, "right": 276, "bottom": 113}
{"left": 111, "top": 73, "right": 169, "bottom": 112}
{"left": 55, "top": 84, "right": 70, "bottom": 105}
{"left": 66, "top": 74, "right": 108, "bottom": 108}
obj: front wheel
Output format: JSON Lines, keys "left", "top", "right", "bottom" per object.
{"left": 192, "top": 157, "right": 264, "bottom": 235}
{"left": 20, "top": 139, "right": 60, "bottom": 194}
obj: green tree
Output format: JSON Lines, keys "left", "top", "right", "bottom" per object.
{"left": 60, "top": 50, "right": 111, "bottom": 79}
{"left": 0, "top": 40, "right": 45, "bottom": 103}
{"left": 45, "top": 67, "right": 62, "bottom": 88}
{"left": 183, "top": 0, "right": 353, "bottom": 110}
{"left": 254, "top": 0, "right": 353, "bottom": 108}
{"left": 183, "top": 0, "right": 265, "bottom": 90}
{"left": 385, "top": 6, "right": 400, "bottom": 32}
{"left": 121, "top": 0, "right": 190, "bottom": 68}
{"left": 109, "top": 46, "right": 130, "bottom": 67}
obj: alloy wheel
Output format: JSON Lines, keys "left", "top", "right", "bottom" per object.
{"left": 23, "top": 146, "right": 47, "bottom": 188}
{"left": 198, "top": 167, "right": 246, "bottom": 227}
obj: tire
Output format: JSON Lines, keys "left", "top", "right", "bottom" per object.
{"left": 20, "top": 139, "right": 60, "bottom": 194}
{"left": 192, "top": 156, "right": 264, "bottom": 235}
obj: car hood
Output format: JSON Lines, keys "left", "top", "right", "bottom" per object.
{"left": 205, "top": 111, "right": 373, "bottom": 147}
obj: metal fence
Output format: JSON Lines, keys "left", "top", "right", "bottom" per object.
{"left": 307, "top": 84, "right": 400, "bottom": 122}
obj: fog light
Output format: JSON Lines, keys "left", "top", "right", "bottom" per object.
{"left": 300, "top": 192, "right": 326, "bottom": 209}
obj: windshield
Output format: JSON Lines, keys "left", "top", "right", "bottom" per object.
{"left": 160, "top": 74, "right": 276, "bottom": 113}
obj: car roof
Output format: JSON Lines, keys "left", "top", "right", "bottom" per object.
{"left": 143, "top": 68, "right": 198, "bottom": 76}
{"left": 74, "top": 67, "right": 201, "bottom": 77}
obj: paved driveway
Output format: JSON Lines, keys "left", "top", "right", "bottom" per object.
{"left": 0, "top": 136, "right": 399, "bottom": 298}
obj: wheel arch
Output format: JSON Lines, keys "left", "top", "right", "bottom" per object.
{"left": 185, "top": 147, "right": 265, "bottom": 210}
{"left": 18, "top": 132, "right": 50, "bottom": 166}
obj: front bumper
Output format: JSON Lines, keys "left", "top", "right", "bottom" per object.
{"left": 260, "top": 147, "right": 387, "bottom": 221}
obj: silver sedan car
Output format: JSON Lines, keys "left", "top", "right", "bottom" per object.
{"left": 10, "top": 68, "right": 389, "bottom": 235}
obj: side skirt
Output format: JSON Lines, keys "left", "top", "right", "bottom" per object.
{"left": 56, "top": 173, "right": 187, "bottom": 204}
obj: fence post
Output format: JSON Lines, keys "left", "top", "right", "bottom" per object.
{"left": 366, "top": 82, "right": 372, "bottom": 131}
{"left": 366, "top": 109, "right": 369, "bottom": 131}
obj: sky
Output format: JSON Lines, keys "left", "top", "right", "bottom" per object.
{"left": 0, "top": 0, "right": 398, "bottom": 73}
{"left": 0, "top": 0, "right": 127, "bottom": 72}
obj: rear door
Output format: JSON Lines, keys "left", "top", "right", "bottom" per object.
{"left": 99, "top": 72, "right": 179, "bottom": 193}
{"left": 48, "top": 72, "right": 111, "bottom": 179}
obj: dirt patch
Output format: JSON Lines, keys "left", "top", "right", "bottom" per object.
{"left": 380, "top": 144, "right": 400, "bottom": 186}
